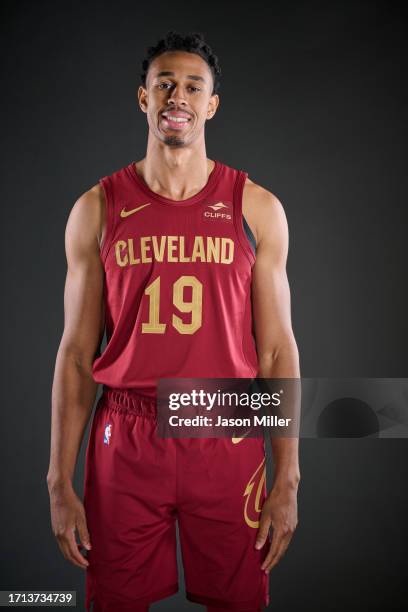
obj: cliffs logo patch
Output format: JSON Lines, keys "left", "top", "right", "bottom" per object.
{"left": 204, "top": 202, "right": 232, "bottom": 221}
{"left": 208, "top": 202, "right": 228, "bottom": 211}
{"left": 243, "top": 457, "right": 266, "bottom": 528}
{"left": 104, "top": 423, "right": 112, "bottom": 445}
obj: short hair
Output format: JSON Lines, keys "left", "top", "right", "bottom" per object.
{"left": 140, "top": 30, "right": 221, "bottom": 95}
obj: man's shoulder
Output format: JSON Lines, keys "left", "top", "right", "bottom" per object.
{"left": 243, "top": 176, "right": 281, "bottom": 209}
{"left": 73, "top": 183, "right": 105, "bottom": 217}
{"left": 242, "top": 177, "right": 286, "bottom": 246}
{"left": 67, "top": 184, "right": 106, "bottom": 249}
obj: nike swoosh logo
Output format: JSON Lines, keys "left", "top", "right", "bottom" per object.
{"left": 232, "top": 431, "right": 251, "bottom": 444}
{"left": 120, "top": 203, "right": 151, "bottom": 217}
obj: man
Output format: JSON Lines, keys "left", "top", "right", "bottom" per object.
{"left": 47, "top": 31, "right": 300, "bottom": 611}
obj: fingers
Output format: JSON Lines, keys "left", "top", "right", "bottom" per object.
{"left": 77, "top": 514, "right": 92, "bottom": 552}
{"left": 255, "top": 513, "right": 271, "bottom": 550}
{"left": 260, "top": 527, "right": 293, "bottom": 573}
{"left": 57, "top": 527, "right": 90, "bottom": 569}
{"left": 263, "top": 533, "right": 291, "bottom": 573}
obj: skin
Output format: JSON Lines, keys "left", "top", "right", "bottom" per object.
{"left": 47, "top": 50, "right": 300, "bottom": 585}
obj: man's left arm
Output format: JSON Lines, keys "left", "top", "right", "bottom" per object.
{"left": 247, "top": 185, "right": 301, "bottom": 573}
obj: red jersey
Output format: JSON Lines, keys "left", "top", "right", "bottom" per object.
{"left": 91, "top": 159, "right": 258, "bottom": 397}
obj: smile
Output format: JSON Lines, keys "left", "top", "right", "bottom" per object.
{"left": 160, "top": 112, "right": 192, "bottom": 130}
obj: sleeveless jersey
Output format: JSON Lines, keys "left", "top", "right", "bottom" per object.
{"left": 91, "top": 159, "right": 258, "bottom": 398}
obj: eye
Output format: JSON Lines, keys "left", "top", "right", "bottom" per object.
{"left": 157, "top": 82, "right": 201, "bottom": 92}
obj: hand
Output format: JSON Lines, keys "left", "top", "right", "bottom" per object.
{"left": 48, "top": 481, "right": 91, "bottom": 569}
{"left": 255, "top": 483, "right": 298, "bottom": 573}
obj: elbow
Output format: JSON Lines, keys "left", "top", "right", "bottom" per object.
{"left": 58, "top": 342, "right": 95, "bottom": 376}
{"left": 258, "top": 340, "right": 299, "bottom": 362}
{"left": 257, "top": 341, "right": 300, "bottom": 373}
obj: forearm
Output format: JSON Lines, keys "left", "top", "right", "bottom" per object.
{"left": 270, "top": 437, "right": 300, "bottom": 489}
{"left": 47, "top": 345, "right": 98, "bottom": 491}
{"left": 257, "top": 342, "right": 301, "bottom": 488}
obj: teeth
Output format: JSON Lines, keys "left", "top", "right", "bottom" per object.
{"left": 163, "top": 114, "right": 189, "bottom": 123}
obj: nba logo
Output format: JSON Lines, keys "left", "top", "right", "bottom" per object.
{"left": 104, "top": 423, "right": 112, "bottom": 445}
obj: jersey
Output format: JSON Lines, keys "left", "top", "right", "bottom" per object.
{"left": 91, "top": 159, "right": 259, "bottom": 398}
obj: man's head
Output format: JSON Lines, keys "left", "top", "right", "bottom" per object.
{"left": 138, "top": 31, "right": 221, "bottom": 147}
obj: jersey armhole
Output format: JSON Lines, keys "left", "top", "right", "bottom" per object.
{"left": 233, "top": 170, "right": 256, "bottom": 267}
{"left": 243, "top": 216, "right": 256, "bottom": 255}
{"left": 99, "top": 176, "right": 116, "bottom": 264}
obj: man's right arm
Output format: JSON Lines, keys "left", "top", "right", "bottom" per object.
{"left": 46, "top": 184, "right": 106, "bottom": 569}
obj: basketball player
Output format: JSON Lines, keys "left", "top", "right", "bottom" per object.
{"left": 47, "top": 31, "right": 301, "bottom": 611}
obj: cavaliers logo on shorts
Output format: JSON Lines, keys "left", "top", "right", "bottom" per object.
{"left": 243, "top": 457, "right": 266, "bottom": 528}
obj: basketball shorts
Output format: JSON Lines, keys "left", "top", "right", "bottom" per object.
{"left": 83, "top": 387, "right": 270, "bottom": 611}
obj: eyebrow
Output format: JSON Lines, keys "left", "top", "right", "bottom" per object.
{"left": 154, "top": 70, "right": 206, "bottom": 83}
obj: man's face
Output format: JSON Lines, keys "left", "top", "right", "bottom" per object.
{"left": 138, "top": 50, "right": 219, "bottom": 147}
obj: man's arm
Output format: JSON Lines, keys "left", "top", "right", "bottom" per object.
{"left": 243, "top": 181, "right": 300, "bottom": 573}
{"left": 46, "top": 185, "right": 106, "bottom": 569}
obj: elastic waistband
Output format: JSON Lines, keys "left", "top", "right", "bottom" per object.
{"left": 100, "top": 385, "right": 157, "bottom": 417}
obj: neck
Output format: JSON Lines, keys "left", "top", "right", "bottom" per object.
{"left": 136, "top": 134, "right": 213, "bottom": 201}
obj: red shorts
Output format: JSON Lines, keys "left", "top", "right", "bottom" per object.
{"left": 83, "top": 387, "right": 270, "bottom": 611}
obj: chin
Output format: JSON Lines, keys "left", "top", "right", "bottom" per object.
{"left": 163, "top": 135, "right": 186, "bottom": 147}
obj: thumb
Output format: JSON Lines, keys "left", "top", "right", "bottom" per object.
{"left": 255, "top": 515, "right": 271, "bottom": 549}
{"left": 76, "top": 514, "right": 92, "bottom": 550}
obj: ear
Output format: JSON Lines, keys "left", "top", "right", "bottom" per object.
{"left": 206, "top": 94, "right": 220, "bottom": 120}
{"left": 138, "top": 85, "right": 148, "bottom": 113}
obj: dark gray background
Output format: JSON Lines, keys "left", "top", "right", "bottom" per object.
{"left": 1, "top": 0, "right": 407, "bottom": 610}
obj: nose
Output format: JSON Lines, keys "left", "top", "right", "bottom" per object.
{"left": 168, "top": 84, "right": 187, "bottom": 107}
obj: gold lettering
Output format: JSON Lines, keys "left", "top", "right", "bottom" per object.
{"left": 114, "top": 235, "right": 235, "bottom": 267}
{"left": 221, "top": 238, "right": 234, "bottom": 264}
{"left": 128, "top": 239, "right": 140, "bottom": 265}
{"left": 115, "top": 240, "right": 128, "bottom": 267}
{"left": 151, "top": 236, "right": 166, "bottom": 262}
{"left": 179, "top": 236, "right": 191, "bottom": 262}
{"left": 191, "top": 236, "right": 205, "bottom": 262}
{"left": 167, "top": 236, "right": 178, "bottom": 262}
{"left": 206, "top": 237, "right": 220, "bottom": 263}
{"left": 141, "top": 237, "right": 152, "bottom": 263}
